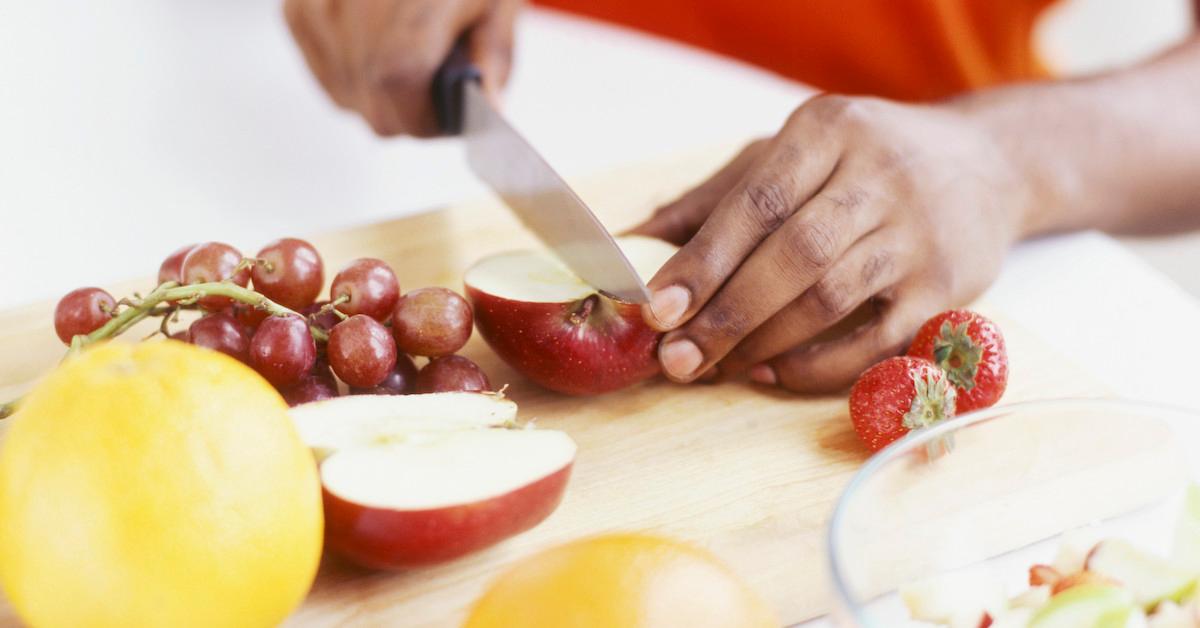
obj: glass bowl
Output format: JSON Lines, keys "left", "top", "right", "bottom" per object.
{"left": 826, "top": 398, "right": 1200, "bottom": 626}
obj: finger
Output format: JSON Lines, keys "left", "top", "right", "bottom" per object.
{"left": 642, "top": 111, "right": 841, "bottom": 332}
{"left": 657, "top": 174, "right": 885, "bottom": 382}
{"left": 758, "top": 293, "right": 937, "bottom": 394}
{"left": 468, "top": 0, "right": 521, "bottom": 105}
{"left": 718, "top": 229, "right": 906, "bottom": 376}
{"left": 627, "top": 140, "right": 768, "bottom": 244}
{"left": 361, "top": 0, "right": 487, "bottom": 137}
{"left": 283, "top": 0, "right": 352, "bottom": 108}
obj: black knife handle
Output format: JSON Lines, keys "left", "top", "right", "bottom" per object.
{"left": 432, "top": 40, "right": 482, "bottom": 136}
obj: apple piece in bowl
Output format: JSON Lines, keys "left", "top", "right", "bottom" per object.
{"left": 464, "top": 235, "right": 677, "bottom": 396}
{"left": 289, "top": 393, "right": 575, "bottom": 569}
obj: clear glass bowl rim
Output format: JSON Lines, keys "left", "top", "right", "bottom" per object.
{"left": 824, "top": 396, "right": 1200, "bottom": 626}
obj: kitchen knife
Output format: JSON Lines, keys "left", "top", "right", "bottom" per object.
{"left": 432, "top": 44, "right": 651, "bottom": 304}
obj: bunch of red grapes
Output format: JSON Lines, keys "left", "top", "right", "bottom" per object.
{"left": 53, "top": 238, "right": 490, "bottom": 406}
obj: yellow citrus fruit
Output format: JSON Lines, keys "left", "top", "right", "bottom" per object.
{"left": 465, "top": 533, "right": 778, "bottom": 628}
{"left": 0, "top": 341, "right": 323, "bottom": 628}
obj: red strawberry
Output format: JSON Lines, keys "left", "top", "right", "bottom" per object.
{"left": 907, "top": 309, "right": 1007, "bottom": 413}
{"left": 849, "top": 356, "right": 957, "bottom": 452}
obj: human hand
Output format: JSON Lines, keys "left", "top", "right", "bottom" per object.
{"left": 284, "top": 0, "right": 522, "bottom": 137}
{"left": 630, "top": 95, "right": 1031, "bottom": 393}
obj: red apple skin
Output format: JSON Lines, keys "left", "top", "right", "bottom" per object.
{"left": 323, "top": 463, "right": 572, "bottom": 569}
{"left": 465, "top": 286, "right": 661, "bottom": 395}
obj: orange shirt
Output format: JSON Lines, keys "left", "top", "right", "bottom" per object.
{"left": 533, "top": 0, "right": 1057, "bottom": 101}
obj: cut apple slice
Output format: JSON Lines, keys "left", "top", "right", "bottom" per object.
{"left": 464, "top": 235, "right": 678, "bottom": 396}
{"left": 322, "top": 429, "right": 575, "bottom": 569}
{"left": 289, "top": 392, "right": 575, "bottom": 569}
{"left": 289, "top": 392, "right": 517, "bottom": 460}
{"left": 1088, "top": 540, "right": 1197, "bottom": 609}
{"left": 1029, "top": 584, "right": 1135, "bottom": 628}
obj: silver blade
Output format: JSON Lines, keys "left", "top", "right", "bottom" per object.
{"left": 461, "top": 82, "right": 650, "bottom": 304}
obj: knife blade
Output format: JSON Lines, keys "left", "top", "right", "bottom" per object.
{"left": 432, "top": 45, "right": 651, "bottom": 304}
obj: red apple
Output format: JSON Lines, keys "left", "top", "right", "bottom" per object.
{"left": 288, "top": 392, "right": 574, "bottom": 569}
{"left": 463, "top": 235, "right": 677, "bottom": 395}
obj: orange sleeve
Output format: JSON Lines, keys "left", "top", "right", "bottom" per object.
{"left": 532, "top": 0, "right": 1058, "bottom": 101}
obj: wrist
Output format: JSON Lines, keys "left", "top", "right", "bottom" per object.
{"left": 943, "top": 86, "right": 1087, "bottom": 241}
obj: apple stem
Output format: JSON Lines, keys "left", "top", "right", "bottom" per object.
{"left": 569, "top": 295, "right": 598, "bottom": 325}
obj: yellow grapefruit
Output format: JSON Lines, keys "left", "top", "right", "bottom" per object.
{"left": 465, "top": 533, "right": 778, "bottom": 628}
{"left": 0, "top": 341, "right": 322, "bottom": 627}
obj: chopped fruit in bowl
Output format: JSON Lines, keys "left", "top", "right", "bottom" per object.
{"left": 828, "top": 399, "right": 1200, "bottom": 627}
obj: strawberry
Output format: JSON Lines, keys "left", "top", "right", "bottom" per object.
{"left": 849, "top": 356, "right": 957, "bottom": 452}
{"left": 907, "top": 309, "right": 1008, "bottom": 413}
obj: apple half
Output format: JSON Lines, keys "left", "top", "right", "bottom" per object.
{"left": 464, "top": 235, "right": 678, "bottom": 396}
{"left": 289, "top": 393, "right": 575, "bottom": 569}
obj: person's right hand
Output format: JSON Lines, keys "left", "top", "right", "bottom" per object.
{"left": 284, "top": 0, "right": 522, "bottom": 137}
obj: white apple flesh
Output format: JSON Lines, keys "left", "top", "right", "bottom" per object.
{"left": 464, "top": 235, "right": 678, "bottom": 396}
{"left": 288, "top": 393, "right": 575, "bottom": 569}
{"left": 290, "top": 392, "right": 517, "bottom": 461}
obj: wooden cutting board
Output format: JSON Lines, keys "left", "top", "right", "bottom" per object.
{"left": 0, "top": 143, "right": 1113, "bottom": 627}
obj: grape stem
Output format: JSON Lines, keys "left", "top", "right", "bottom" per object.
{"left": 80, "top": 281, "right": 329, "bottom": 347}
{"left": 0, "top": 280, "right": 332, "bottom": 420}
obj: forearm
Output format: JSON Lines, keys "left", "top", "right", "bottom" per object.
{"left": 951, "top": 36, "right": 1200, "bottom": 238}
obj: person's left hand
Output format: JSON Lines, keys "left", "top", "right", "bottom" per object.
{"left": 629, "top": 94, "right": 1032, "bottom": 393}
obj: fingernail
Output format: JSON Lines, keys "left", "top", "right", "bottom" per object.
{"left": 660, "top": 338, "right": 703, "bottom": 380}
{"left": 649, "top": 286, "right": 689, "bottom": 329}
{"left": 749, "top": 364, "right": 778, "bottom": 385}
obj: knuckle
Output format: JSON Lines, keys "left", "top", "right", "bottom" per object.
{"left": 741, "top": 180, "right": 793, "bottom": 232}
{"left": 783, "top": 220, "right": 838, "bottom": 271}
{"left": 369, "top": 51, "right": 440, "bottom": 92}
{"left": 694, "top": 301, "right": 755, "bottom": 343}
{"left": 819, "top": 184, "right": 870, "bottom": 212}
{"left": 810, "top": 276, "right": 856, "bottom": 319}
{"left": 860, "top": 250, "right": 895, "bottom": 287}
{"left": 804, "top": 94, "right": 869, "bottom": 128}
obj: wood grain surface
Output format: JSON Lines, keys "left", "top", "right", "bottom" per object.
{"left": 0, "top": 144, "right": 1113, "bottom": 627}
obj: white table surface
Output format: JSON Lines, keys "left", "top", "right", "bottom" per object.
{"left": 4, "top": 4, "right": 1200, "bottom": 625}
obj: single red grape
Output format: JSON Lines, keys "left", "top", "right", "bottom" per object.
{"left": 188, "top": 311, "right": 251, "bottom": 363}
{"left": 301, "top": 300, "right": 341, "bottom": 336}
{"left": 180, "top": 242, "right": 251, "bottom": 310}
{"left": 391, "top": 287, "right": 473, "bottom": 357}
{"left": 249, "top": 314, "right": 317, "bottom": 387}
{"left": 280, "top": 361, "right": 339, "bottom": 406}
{"left": 327, "top": 315, "right": 397, "bottom": 388}
{"left": 414, "top": 355, "right": 490, "bottom": 393}
{"left": 157, "top": 243, "right": 197, "bottom": 285}
{"left": 329, "top": 258, "right": 399, "bottom": 320}
{"left": 280, "top": 375, "right": 338, "bottom": 406}
{"left": 54, "top": 287, "right": 116, "bottom": 345}
{"left": 350, "top": 354, "right": 418, "bottom": 395}
{"left": 251, "top": 238, "right": 324, "bottom": 310}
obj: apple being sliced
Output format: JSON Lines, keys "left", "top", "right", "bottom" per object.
{"left": 1087, "top": 540, "right": 1197, "bottom": 609}
{"left": 288, "top": 393, "right": 575, "bottom": 569}
{"left": 464, "top": 235, "right": 678, "bottom": 396}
